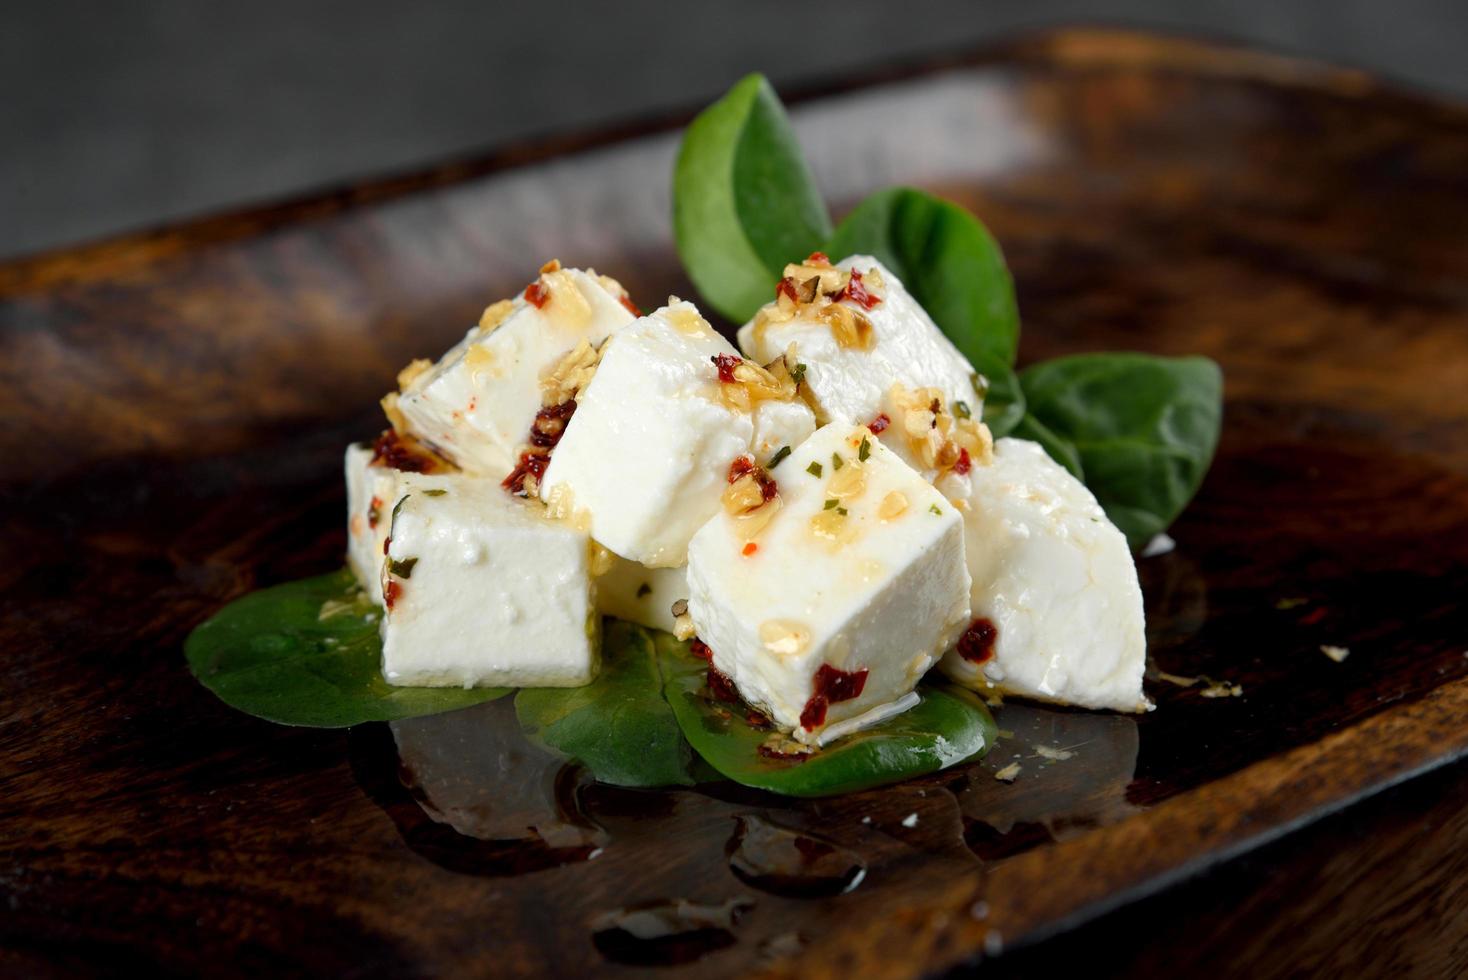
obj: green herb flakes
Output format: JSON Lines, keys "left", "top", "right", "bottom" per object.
{"left": 769, "top": 445, "right": 792, "bottom": 468}
{"left": 858, "top": 436, "right": 871, "bottom": 462}
{"left": 386, "top": 557, "right": 418, "bottom": 579}
{"left": 807, "top": 461, "right": 823, "bottom": 477}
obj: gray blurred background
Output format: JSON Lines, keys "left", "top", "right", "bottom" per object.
{"left": 5, "top": 0, "right": 1467, "bottom": 260}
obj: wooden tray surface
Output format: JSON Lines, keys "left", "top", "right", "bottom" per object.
{"left": 3, "top": 27, "right": 1467, "bottom": 978}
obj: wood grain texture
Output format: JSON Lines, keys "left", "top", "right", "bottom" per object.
{"left": 4, "top": 27, "right": 1468, "bottom": 978}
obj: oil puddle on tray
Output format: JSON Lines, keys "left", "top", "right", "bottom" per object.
{"left": 350, "top": 696, "right": 1143, "bottom": 967}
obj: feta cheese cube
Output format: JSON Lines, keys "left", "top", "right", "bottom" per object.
{"left": 539, "top": 300, "right": 815, "bottom": 567}
{"left": 380, "top": 480, "right": 597, "bottom": 688}
{"left": 939, "top": 438, "right": 1148, "bottom": 712}
{"left": 596, "top": 554, "right": 689, "bottom": 634}
{"left": 736, "top": 254, "right": 982, "bottom": 429}
{"left": 686, "top": 422, "right": 971, "bottom": 741}
{"left": 397, "top": 265, "right": 636, "bottom": 476}
{"left": 343, "top": 440, "right": 456, "bottom": 606}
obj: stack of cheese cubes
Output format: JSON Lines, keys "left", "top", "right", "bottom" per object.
{"left": 346, "top": 254, "right": 1148, "bottom": 747}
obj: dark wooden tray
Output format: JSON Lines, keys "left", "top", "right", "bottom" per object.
{"left": 4, "top": 27, "right": 1467, "bottom": 978}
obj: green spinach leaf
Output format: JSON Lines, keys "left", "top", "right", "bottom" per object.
{"left": 674, "top": 73, "right": 832, "bottom": 323}
{"left": 1011, "top": 412, "right": 1085, "bottom": 480}
{"left": 1019, "top": 353, "right": 1223, "bottom": 548}
{"left": 185, "top": 569, "right": 509, "bottom": 727}
{"left": 828, "top": 186, "right": 1021, "bottom": 369}
{"left": 516, "top": 620, "right": 695, "bottom": 787}
{"left": 657, "top": 634, "right": 995, "bottom": 797}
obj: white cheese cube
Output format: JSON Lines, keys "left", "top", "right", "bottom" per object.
{"left": 343, "top": 441, "right": 456, "bottom": 606}
{"left": 596, "top": 554, "right": 689, "bottom": 633}
{"left": 397, "top": 266, "right": 636, "bottom": 476}
{"left": 939, "top": 438, "right": 1148, "bottom": 712}
{"left": 750, "top": 397, "right": 816, "bottom": 465}
{"left": 539, "top": 300, "right": 815, "bottom": 567}
{"left": 380, "top": 480, "right": 597, "bottom": 688}
{"left": 736, "top": 254, "right": 982, "bottom": 429}
{"left": 686, "top": 422, "right": 972, "bottom": 742}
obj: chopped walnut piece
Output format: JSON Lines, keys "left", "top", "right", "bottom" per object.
{"left": 541, "top": 340, "right": 601, "bottom": 407}
{"left": 477, "top": 299, "right": 515, "bottom": 334}
{"left": 889, "top": 383, "right": 993, "bottom": 473}
{"left": 396, "top": 358, "right": 433, "bottom": 391}
{"left": 781, "top": 260, "right": 846, "bottom": 296}
{"left": 878, "top": 490, "right": 909, "bottom": 520}
{"left": 380, "top": 391, "right": 409, "bottom": 433}
{"left": 818, "top": 303, "right": 876, "bottom": 350}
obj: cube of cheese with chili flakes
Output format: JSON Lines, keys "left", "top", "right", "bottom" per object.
{"left": 736, "top": 254, "right": 984, "bottom": 433}
{"left": 939, "top": 438, "right": 1149, "bottom": 713}
{"left": 596, "top": 554, "right": 689, "bottom": 633}
{"left": 538, "top": 300, "right": 815, "bottom": 567}
{"left": 396, "top": 263, "right": 637, "bottom": 477}
{"left": 379, "top": 480, "right": 597, "bottom": 688}
{"left": 685, "top": 421, "right": 971, "bottom": 743}
{"left": 344, "top": 435, "right": 456, "bottom": 606}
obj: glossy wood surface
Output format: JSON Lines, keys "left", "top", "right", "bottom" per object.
{"left": 3, "top": 28, "right": 1468, "bottom": 978}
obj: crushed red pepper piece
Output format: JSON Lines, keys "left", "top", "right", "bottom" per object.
{"left": 799, "top": 664, "right": 870, "bottom": 730}
{"left": 957, "top": 618, "right": 998, "bottom": 664}
{"left": 711, "top": 353, "right": 742, "bottom": 383}
{"left": 868, "top": 413, "right": 890, "bottom": 435}
{"left": 841, "top": 269, "right": 881, "bottom": 310}
{"left": 501, "top": 451, "right": 549, "bottom": 496}
{"left": 804, "top": 251, "right": 831, "bottom": 266}
{"left": 523, "top": 280, "right": 550, "bottom": 308}
{"left": 618, "top": 294, "right": 642, "bottom": 317}
{"left": 383, "top": 579, "right": 403, "bottom": 610}
{"left": 776, "top": 276, "right": 799, "bottom": 304}
{"left": 707, "top": 665, "right": 740, "bottom": 704}
{"left": 367, "top": 496, "right": 383, "bottom": 529}
{"left": 371, "top": 428, "right": 444, "bottom": 473}
{"left": 689, "top": 638, "right": 713, "bottom": 661}
{"left": 528, "top": 399, "right": 577, "bottom": 449}
{"left": 954, "top": 447, "right": 973, "bottom": 475}
{"left": 742, "top": 542, "right": 759, "bottom": 556}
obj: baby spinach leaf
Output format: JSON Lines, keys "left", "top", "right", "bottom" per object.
{"left": 516, "top": 620, "right": 695, "bottom": 788}
{"left": 185, "top": 569, "right": 509, "bottom": 727}
{"left": 674, "top": 73, "right": 832, "bottom": 323}
{"left": 656, "top": 634, "right": 995, "bottom": 797}
{"left": 827, "top": 186, "right": 1020, "bottom": 369}
{"left": 972, "top": 351, "right": 1026, "bottom": 438}
{"left": 1019, "top": 353, "right": 1223, "bottom": 549}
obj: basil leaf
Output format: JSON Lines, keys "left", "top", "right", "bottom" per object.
{"left": 827, "top": 187, "right": 1020, "bottom": 368}
{"left": 1011, "top": 412, "right": 1084, "bottom": 480}
{"left": 656, "top": 635, "right": 995, "bottom": 797}
{"left": 516, "top": 620, "right": 694, "bottom": 788}
{"left": 1019, "top": 353, "right": 1223, "bottom": 549}
{"left": 674, "top": 73, "right": 832, "bottom": 323}
{"left": 185, "top": 569, "right": 509, "bottom": 727}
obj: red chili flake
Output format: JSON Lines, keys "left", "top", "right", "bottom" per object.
{"left": 742, "top": 542, "right": 759, "bottom": 557}
{"left": 868, "top": 413, "right": 891, "bottom": 435}
{"left": 799, "top": 664, "right": 870, "bottom": 730}
{"left": 618, "top": 293, "right": 643, "bottom": 316}
{"left": 1300, "top": 606, "right": 1328, "bottom": 626}
{"left": 841, "top": 269, "right": 881, "bottom": 310}
{"left": 382, "top": 535, "right": 391, "bottom": 556}
{"left": 689, "top": 638, "right": 713, "bottom": 661}
{"left": 371, "top": 429, "right": 440, "bottom": 473}
{"left": 524, "top": 280, "right": 550, "bottom": 308}
{"left": 383, "top": 579, "right": 403, "bottom": 610}
{"left": 707, "top": 665, "right": 740, "bottom": 704}
{"left": 501, "top": 450, "right": 549, "bottom": 496}
{"left": 728, "top": 455, "right": 778, "bottom": 501}
{"left": 727, "top": 455, "right": 756, "bottom": 483}
{"left": 528, "top": 399, "right": 577, "bottom": 449}
{"left": 776, "top": 276, "right": 799, "bottom": 304}
{"left": 957, "top": 618, "right": 998, "bottom": 664}
{"left": 467, "top": 397, "right": 477, "bottom": 412}
{"left": 954, "top": 448, "right": 973, "bottom": 475}
{"left": 805, "top": 251, "right": 831, "bottom": 266}
{"left": 712, "top": 353, "right": 742, "bottom": 383}
{"left": 745, "top": 710, "right": 772, "bottom": 730}
{"left": 367, "top": 496, "right": 383, "bottom": 529}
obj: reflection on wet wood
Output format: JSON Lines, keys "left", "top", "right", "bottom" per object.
{"left": 4, "top": 26, "right": 1468, "bottom": 979}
